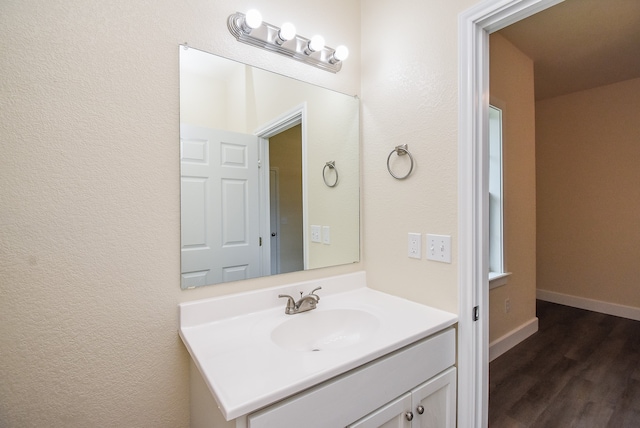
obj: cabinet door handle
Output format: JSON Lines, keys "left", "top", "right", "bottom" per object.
{"left": 416, "top": 405, "right": 425, "bottom": 415}
{"left": 405, "top": 411, "right": 414, "bottom": 421}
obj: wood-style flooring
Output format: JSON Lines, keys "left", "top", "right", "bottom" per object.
{"left": 489, "top": 300, "right": 640, "bottom": 427}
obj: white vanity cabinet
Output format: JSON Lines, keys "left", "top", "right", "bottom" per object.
{"left": 179, "top": 272, "right": 459, "bottom": 428}
{"left": 347, "top": 367, "right": 456, "bottom": 428}
{"left": 243, "top": 328, "right": 456, "bottom": 428}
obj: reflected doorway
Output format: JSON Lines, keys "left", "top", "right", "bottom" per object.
{"left": 268, "top": 124, "right": 303, "bottom": 274}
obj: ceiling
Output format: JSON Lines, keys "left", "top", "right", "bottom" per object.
{"left": 497, "top": 0, "right": 640, "bottom": 100}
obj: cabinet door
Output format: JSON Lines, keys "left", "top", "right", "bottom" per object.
{"left": 411, "top": 368, "right": 456, "bottom": 428}
{"left": 347, "top": 392, "right": 412, "bottom": 428}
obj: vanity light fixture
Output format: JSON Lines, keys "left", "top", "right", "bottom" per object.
{"left": 228, "top": 10, "right": 349, "bottom": 73}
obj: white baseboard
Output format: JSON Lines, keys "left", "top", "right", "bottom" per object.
{"left": 537, "top": 289, "right": 640, "bottom": 321}
{"left": 489, "top": 317, "right": 538, "bottom": 362}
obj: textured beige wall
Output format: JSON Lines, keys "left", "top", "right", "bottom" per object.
{"left": 361, "top": 0, "right": 477, "bottom": 313}
{"left": 488, "top": 34, "right": 538, "bottom": 342}
{"left": 0, "top": 0, "right": 489, "bottom": 425}
{"left": 536, "top": 77, "right": 640, "bottom": 308}
{"left": 0, "top": 0, "right": 360, "bottom": 426}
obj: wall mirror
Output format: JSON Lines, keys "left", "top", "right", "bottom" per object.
{"left": 179, "top": 46, "right": 360, "bottom": 289}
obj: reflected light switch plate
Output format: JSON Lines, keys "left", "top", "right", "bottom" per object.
{"left": 322, "top": 226, "right": 330, "bottom": 244}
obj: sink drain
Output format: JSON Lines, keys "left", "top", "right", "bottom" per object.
{"left": 312, "top": 348, "right": 321, "bottom": 352}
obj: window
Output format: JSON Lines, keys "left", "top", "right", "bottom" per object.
{"left": 489, "top": 104, "right": 509, "bottom": 288}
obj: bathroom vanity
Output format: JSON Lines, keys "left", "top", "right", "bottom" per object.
{"left": 179, "top": 272, "right": 458, "bottom": 427}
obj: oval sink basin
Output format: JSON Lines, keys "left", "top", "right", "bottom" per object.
{"left": 271, "top": 309, "right": 380, "bottom": 352}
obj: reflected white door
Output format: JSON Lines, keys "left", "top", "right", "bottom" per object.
{"left": 180, "top": 124, "right": 261, "bottom": 287}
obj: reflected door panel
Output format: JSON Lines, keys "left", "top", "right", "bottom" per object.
{"left": 181, "top": 125, "right": 262, "bottom": 287}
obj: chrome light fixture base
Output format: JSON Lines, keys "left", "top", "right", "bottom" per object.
{"left": 227, "top": 12, "right": 344, "bottom": 73}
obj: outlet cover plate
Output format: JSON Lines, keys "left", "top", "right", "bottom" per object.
{"left": 311, "top": 225, "right": 321, "bottom": 243}
{"left": 408, "top": 233, "right": 422, "bottom": 259}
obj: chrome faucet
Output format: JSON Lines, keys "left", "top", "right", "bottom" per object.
{"left": 278, "top": 286, "right": 322, "bottom": 315}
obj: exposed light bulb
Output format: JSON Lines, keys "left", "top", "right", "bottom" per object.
{"left": 243, "top": 9, "right": 263, "bottom": 32}
{"left": 279, "top": 22, "right": 296, "bottom": 42}
{"left": 332, "top": 45, "right": 349, "bottom": 62}
{"left": 308, "top": 35, "right": 325, "bottom": 52}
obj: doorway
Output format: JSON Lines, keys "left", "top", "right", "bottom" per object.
{"left": 457, "top": 0, "right": 564, "bottom": 426}
{"left": 485, "top": 0, "right": 640, "bottom": 423}
{"left": 267, "top": 124, "right": 304, "bottom": 275}
{"left": 255, "top": 104, "right": 308, "bottom": 276}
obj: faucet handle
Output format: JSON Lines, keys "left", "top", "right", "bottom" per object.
{"left": 278, "top": 294, "right": 296, "bottom": 314}
{"left": 309, "top": 286, "right": 322, "bottom": 301}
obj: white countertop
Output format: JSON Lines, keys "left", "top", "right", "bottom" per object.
{"left": 178, "top": 272, "right": 458, "bottom": 420}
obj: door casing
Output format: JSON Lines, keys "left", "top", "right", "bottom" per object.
{"left": 255, "top": 103, "right": 308, "bottom": 270}
{"left": 457, "top": 0, "right": 564, "bottom": 426}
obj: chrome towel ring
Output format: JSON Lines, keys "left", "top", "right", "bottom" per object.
{"left": 322, "top": 161, "right": 339, "bottom": 187}
{"left": 387, "top": 144, "right": 414, "bottom": 180}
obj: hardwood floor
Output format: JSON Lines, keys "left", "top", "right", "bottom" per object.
{"left": 489, "top": 300, "right": 640, "bottom": 427}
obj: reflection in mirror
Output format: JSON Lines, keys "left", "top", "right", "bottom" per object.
{"left": 179, "top": 46, "right": 360, "bottom": 289}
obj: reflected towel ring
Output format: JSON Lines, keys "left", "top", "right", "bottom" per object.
{"left": 322, "top": 161, "right": 339, "bottom": 187}
{"left": 387, "top": 144, "right": 414, "bottom": 179}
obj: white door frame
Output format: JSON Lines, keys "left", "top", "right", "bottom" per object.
{"left": 269, "top": 167, "right": 281, "bottom": 274}
{"left": 457, "top": 0, "right": 564, "bottom": 426}
{"left": 254, "top": 103, "right": 308, "bottom": 271}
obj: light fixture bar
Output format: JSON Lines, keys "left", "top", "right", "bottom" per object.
{"left": 227, "top": 12, "right": 346, "bottom": 73}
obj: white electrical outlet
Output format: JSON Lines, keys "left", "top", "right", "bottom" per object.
{"left": 426, "top": 234, "right": 452, "bottom": 263}
{"left": 311, "top": 225, "right": 321, "bottom": 243}
{"left": 322, "top": 226, "right": 330, "bottom": 244}
{"left": 505, "top": 298, "right": 511, "bottom": 313}
{"left": 408, "top": 233, "right": 422, "bottom": 259}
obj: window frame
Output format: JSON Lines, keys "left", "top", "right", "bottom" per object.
{"left": 488, "top": 102, "right": 510, "bottom": 289}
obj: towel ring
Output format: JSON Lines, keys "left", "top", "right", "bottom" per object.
{"left": 322, "top": 161, "right": 339, "bottom": 187}
{"left": 387, "top": 144, "right": 414, "bottom": 180}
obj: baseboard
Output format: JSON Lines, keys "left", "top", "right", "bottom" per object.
{"left": 537, "top": 289, "right": 640, "bottom": 321}
{"left": 489, "top": 317, "right": 538, "bottom": 362}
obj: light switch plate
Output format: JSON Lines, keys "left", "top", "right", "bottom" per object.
{"left": 311, "top": 225, "right": 321, "bottom": 243}
{"left": 426, "top": 234, "right": 452, "bottom": 263}
{"left": 408, "top": 233, "right": 422, "bottom": 259}
{"left": 322, "top": 226, "right": 330, "bottom": 244}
